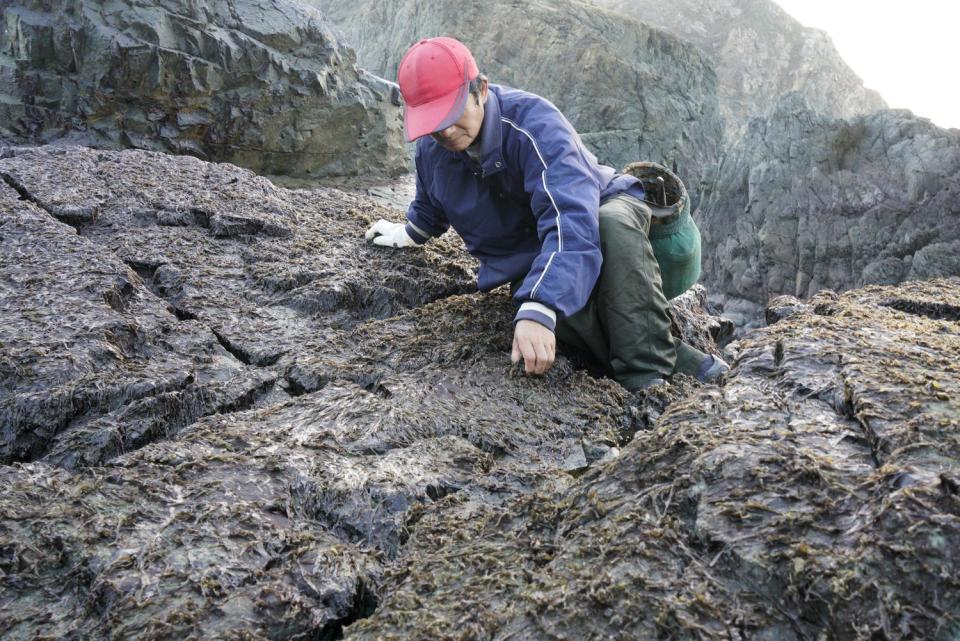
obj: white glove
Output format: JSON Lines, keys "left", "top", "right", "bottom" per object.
{"left": 364, "top": 219, "right": 418, "bottom": 248}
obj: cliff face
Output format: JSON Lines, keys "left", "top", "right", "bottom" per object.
{"left": 0, "top": 0, "right": 408, "bottom": 177}
{"left": 588, "top": 0, "right": 887, "bottom": 143}
{"left": 311, "top": 0, "right": 724, "bottom": 207}
{"left": 1, "top": 145, "right": 958, "bottom": 641}
{"left": 696, "top": 94, "right": 960, "bottom": 323}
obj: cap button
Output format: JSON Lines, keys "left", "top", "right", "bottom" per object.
{"left": 495, "top": 161, "right": 502, "bottom": 168}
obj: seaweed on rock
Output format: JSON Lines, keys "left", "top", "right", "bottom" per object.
{"left": 2, "top": 146, "right": 956, "bottom": 641}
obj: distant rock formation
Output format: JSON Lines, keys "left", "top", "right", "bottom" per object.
{"left": 2, "top": 144, "right": 957, "bottom": 639}
{"left": 312, "top": 0, "right": 724, "bottom": 207}
{"left": 589, "top": 0, "right": 887, "bottom": 143}
{"left": 697, "top": 94, "right": 960, "bottom": 324}
{"left": 0, "top": 0, "right": 408, "bottom": 177}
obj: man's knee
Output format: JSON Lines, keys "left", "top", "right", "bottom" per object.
{"left": 598, "top": 195, "right": 651, "bottom": 238}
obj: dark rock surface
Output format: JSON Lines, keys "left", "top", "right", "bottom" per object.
{"left": 2, "top": 145, "right": 957, "bottom": 640}
{"left": 697, "top": 96, "right": 960, "bottom": 325}
{"left": 0, "top": 144, "right": 478, "bottom": 467}
{"left": 346, "top": 279, "right": 960, "bottom": 641}
{"left": 312, "top": 0, "right": 724, "bottom": 207}
{"left": 0, "top": 179, "right": 274, "bottom": 467}
{"left": 588, "top": 0, "right": 886, "bottom": 143}
{"left": 0, "top": 0, "right": 407, "bottom": 178}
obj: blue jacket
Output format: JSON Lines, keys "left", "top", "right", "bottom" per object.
{"left": 405, "top": 83, "right": 645, "bottom": 331}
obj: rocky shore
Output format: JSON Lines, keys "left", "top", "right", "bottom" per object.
{"left": 1, "top": 145, "right": 958, "bottom": 640}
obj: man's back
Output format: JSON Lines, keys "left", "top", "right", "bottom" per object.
{"left": 408, "top": 84, "right": 643, "bottom": 315}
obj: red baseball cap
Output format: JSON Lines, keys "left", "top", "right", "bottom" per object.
{"left": 397, "top": 37, "right": 479, "bottom": 142}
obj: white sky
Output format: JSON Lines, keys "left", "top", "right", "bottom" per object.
{"left": 772, "top": 0, "right": 959, "bottom": 130}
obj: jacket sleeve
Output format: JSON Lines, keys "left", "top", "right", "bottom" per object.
{"left": 405, "top": 143, "right": 450, "bottom": 243}
{"left": 505, "top": 106, "right": 603, "bottom": 332}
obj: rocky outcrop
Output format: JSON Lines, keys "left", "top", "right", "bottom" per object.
{"left": 347, "top": 279, "right": 960, "bottom": 641}
{"left": 697, "top": 95, "right": 960, "bottom": 325}
{"left": 0, "top": 144, "right": 729, "bottom": 639}
{"left": 588, "top": 0, "right": 887, "bottom": 143}
{"left": 0, "top": 0, "right": 407, "bottom": 177}
{"left": 0, "top": 144, "right": 479, "bottom": 467}
{"left": 2, "top": 145, "right": 957, "bottom": 640}
{"left": 311, "top": 0, "right": 724, "bottom": 207}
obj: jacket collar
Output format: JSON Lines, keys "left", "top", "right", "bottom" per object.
{"left": 475, "top": 86, "right": 506, "bottom": 178}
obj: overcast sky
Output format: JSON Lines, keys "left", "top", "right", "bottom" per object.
{"left": 772, "top": 0, "right": 958, "bottom": 130}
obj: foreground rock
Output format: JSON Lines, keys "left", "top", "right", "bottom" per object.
{"left": 0, "top": 145, "right": 478, "bottom": 467}
{"left": 0, "top": 145, "right": 720, "bottom": 638}
{"left": 346, "top": 279, "right": 960, "bottom": 641}
{"left": 3, "top": 145, "right": 955, "bottom": 640}
{"left": 0, "top": 0, "right": 407, "bottom": 177}
{"left": 697, "top": 96, "right": 960, "bottom": 324}
{"left": 589, "top": 0, "right": 886, "bottom": 142}
{"left": 313, "top": 0, "right": 723, "bottom": 207}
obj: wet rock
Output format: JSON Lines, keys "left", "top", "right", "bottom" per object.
{"left": 345, "top": 278, "right": 960, "bottom": 641}
{"left": 698, "top": 96, "right": 960, "bottom": 321}
{"left": 764, "top": 294, "right": 809, "bottom": 325}
{"left": 313, "top": 0, "right": 723, "bottom": 208}
{"left": 669, "top": 284, "right": 736, "bottom": 348}
{"left": 0, "top": 145, "right": 478, "bottom": 371}
{"left": 588, "top": 0, "right": 886, "bottom": 143}
{"left": 0, "top": 181, "right": 273, "bottom": 467}
{"left": 0, "top": 0, "right": 407, "bottom": 178}
{"left": 12, "top": 144, "right": 951, "bottom": 641}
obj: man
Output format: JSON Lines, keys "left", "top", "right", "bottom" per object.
{"left": 365, "top": 37, "right": 727, "bottom": 390}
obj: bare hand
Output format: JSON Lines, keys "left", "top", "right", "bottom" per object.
{"left": 511, "top": 320, "right": 556, "bottom": 375}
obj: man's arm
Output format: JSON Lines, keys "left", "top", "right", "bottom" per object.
{"left": 366, "top": 143, "right": 449, "bottom": 247}
{"left": 504, "top": 102, "right": 603, "bottom": 373}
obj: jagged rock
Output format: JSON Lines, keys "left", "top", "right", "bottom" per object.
{"left": 345, "top": 278, "right": 960, "bottom": 641}
{"left": 0, "top": 180, "right": 274, "bottom": 467}
{"left": 698, "top": 95, "right": 960, "bottom": 322}
{"left": 312, "top": 0, "right": 723, "bottom": 207}
{"left": 588, "top": 0, "right": 886, "bottom": 143}
{"left": 13, "top": 145, "right": 954, "bottom": 640}
{"left": 0, "top": 0, "right": 407, "bottom": 177}
{"left": 668, "top": 284, "right": 736, "bottom": 349}
{"left": 764, "top": 294, "right": 809, "bottom": 325}
{"left": 0, "top": 144, "right": 481, "bottom": 468}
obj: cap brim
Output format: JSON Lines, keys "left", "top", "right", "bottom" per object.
{"left": 403, "top": 80, "right": 469, "bottom": 142}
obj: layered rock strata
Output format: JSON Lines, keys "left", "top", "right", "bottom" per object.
{"left": 0, "top": 0, "right": 407, "bottom": 177}
{"left": 697, "top": 96, "right": 960, "bottom": 324}
{"left": 313, "top": 0, "right": 724, "bottom": 207}
{"left": 589, "top": 0, "right": 887, "bottom": 142}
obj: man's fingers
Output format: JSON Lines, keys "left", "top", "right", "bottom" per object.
{"left": 533, "top": 342, "right": 552, "bottom": 375}
{"left": 520, "top": 338, "right": 539, "bottom": 374}
{"left": 511, "top": 336, "right": 521, "bottom": 364}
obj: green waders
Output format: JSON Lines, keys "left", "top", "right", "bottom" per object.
{"left": 554, "top": 193, "right": 707, "bottom": 390}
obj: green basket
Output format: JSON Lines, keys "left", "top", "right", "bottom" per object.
{"left": 623, "top": 161, "right": 701, "bottom": 300}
